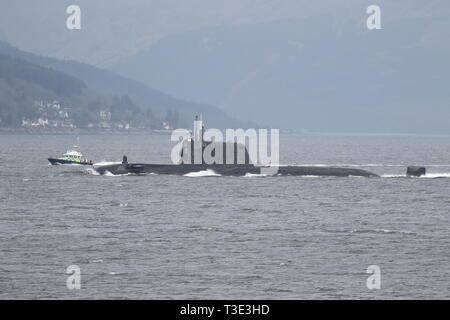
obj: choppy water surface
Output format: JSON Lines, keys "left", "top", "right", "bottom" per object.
{"left": 0, "top": 133, "right": 449, "bottom": 299}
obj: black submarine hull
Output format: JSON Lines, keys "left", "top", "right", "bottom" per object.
{"left": 93, "top": 163, "right": 379, "bottom": 177}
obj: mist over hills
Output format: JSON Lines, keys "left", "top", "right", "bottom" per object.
{"left": 111, "top": 16, "right": 450, "bottom": 133}
{"left": 0, "top": 1, "right": 449, "bottom": 133}
{"left": 0, "top": 41, "right": 240, "bottom": 129}
{"left": 1, "top": 0, "right": 444, "bottom": 67}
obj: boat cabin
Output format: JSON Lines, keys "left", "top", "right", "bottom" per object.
{"left": 63, "top": 150, "right": 85, "bottom": 161}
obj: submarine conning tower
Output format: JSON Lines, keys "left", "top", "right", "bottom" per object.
{"left": 180, "top": 115, "right": 252, "bottom": 165}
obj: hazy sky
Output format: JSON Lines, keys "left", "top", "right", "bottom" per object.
{"left": 0, "top": 0, "right": 448, "bottom": 66}
{"left": 1, "top": 1, "right": 449, "bottom": 132}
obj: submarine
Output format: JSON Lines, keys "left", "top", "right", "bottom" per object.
{"left": 94, "top": 160, "right": 378, "bottom": 177}
{"left": 93, "top": 116, "right": 379, "bottom": 178}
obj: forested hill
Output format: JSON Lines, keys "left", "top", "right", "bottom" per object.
{"left": 0, "top": 41, "right": 242, "bottom": 129}
{"left": 0, "top": 53, "right": 85, "bottom": 96}
{"left": 0, "top": 53, "right": 162, "bottom": 129}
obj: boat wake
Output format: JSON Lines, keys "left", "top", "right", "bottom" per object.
{"left": 382, "top": 173, "right": 450, "bottom": 179}
{"left": 244, "top": 173, "right": 269, "bottom": 177}
{"left": 183, "top": 169, "right": 222, "bottom": 177}
{"left": 85, "top": 168, "right": 129, "bottom": 177}
{"left": 93, "top": 161, "right": 121, "bottom": 168}
{"left": 85, "top": 168, "right": 100, "bottom": 176}
{"left": 349, "top": 228, "right": 416, "bottom": 236}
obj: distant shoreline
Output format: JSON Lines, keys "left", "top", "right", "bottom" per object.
{"left": 1, "top": 128, "right": 450, "bottom": 138}
{"left": 0, "top": 128, "right": 174, "bottom": 135}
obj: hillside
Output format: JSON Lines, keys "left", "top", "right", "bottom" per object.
{"left": 0, "top": 53, "right": 162, "bottom": 129}
{"left": 0, "top": 41, "right": 242, "bottom": 129}
{"left": 110, "top": 16, "right": 450, "bottom": 133}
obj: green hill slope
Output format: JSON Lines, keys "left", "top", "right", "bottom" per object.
{"left": 0, "top": 41, "right": 241, "bottom": 129}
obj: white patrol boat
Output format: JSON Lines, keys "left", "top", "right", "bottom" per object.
{"left": 48, "top": 146, "right": 93, "bottom": 166}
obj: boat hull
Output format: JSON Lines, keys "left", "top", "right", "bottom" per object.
{"left": 48, "top": 158, "right": 92, "bottom": 166}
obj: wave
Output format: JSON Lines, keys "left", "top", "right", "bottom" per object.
{"left": 104, "top": 170, "right": 121, "bottom": 177}
{"left": 421, "top": 173, "right": 450, "bottom": 178}
{"left": 93, "top": 161, "right": 120, "bottom": 168}
{"left": 244, "top": 173, "right": 269, "bottom": 177}
{"left": 382, "top": 173, "right": 450, "bottom": 179}
{"left": 297, "top": 175, "right": 322, "bottom": 178}
{"left": 183, "top": 169, "right": 222, "bottom": 177}
{"left": 85, "top": 168, "right": 100, "bottom": 176}
{"left": 381, "top": 174, "right": 405, "bottom": 178}
{"left": 90, "top": 259, "right": 103, "bottom": 263}
{"left": 350, "top": 228, "right": 416, "bottom": 236}
{"left": 86, "top": 169, "right": 127, "bottom": 177}
{"left": 50, "top": 163, "right": 86, "bottom": 167}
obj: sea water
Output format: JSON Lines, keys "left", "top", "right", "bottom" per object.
{"left": 0, "top": 133, "right": 449, "bottom": 299}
